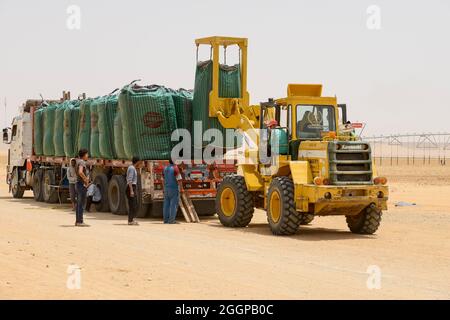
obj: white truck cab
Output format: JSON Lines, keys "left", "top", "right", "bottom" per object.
{"left": 3, "top": 107, "right": 33, "bottom": 197}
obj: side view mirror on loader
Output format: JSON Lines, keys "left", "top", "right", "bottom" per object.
{"left": 2, "top": 128, "right": 11, "bottom": 144}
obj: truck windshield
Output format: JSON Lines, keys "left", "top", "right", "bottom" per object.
{"left": 296, "top": 105, "right": 336, "bottom": 139}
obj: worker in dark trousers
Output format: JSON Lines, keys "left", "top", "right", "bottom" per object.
{"left": 75, "top": 149, "right": 90, "bottom": 227}
{"left": 126, "top": 156, "right": 142, "bottom": 225}
{"left": 162, "top": 158, "right": 183, "bottom": 224}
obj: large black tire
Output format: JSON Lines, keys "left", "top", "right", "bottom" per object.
{"left": 148, "top": 201, "right": 163, "bottom": 218}
{"left": 42, "top": 170, "right": 59, "bottom": 203}
{"left": 94, "top": 173, "right": 110, "bottom": 212}
{"left": 32, "top": 169, "right": 44, "bottom": 202}
{"left": 193, "top": 199, "right": 216, "bottom": 216}
{"left": 299, "top": 213, "right": 315, "bottom": 225}
{"left": 108, "top": 175, "right": 127, "bottom": 215}
{"left": 216, "top": 175, "right": 254, "bottom": 228}
{"left": 11, "top": 168, "right": 25, "bottom": 199}
{"left": 267, "top": 177, "right": 302, "bottom": 235}
{"left": 346, "top": 204, "right": 382, "bottom": 235}
{"left": 135, "top": 174, "right": 149, "bottom": 218}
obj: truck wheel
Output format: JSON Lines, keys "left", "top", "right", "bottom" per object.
{"left": 11, "top": 168, "right": 25, "bottom": 199}
{"left": 32, "top": 169, "right": 44, "bottom": 202}
{"left": 108, "top": 175, "right": 127, "bottom": 215}
{"left": 193, "top": 199, "right": 216, "bottom": 216}
{"left": 267, "top": 177, "right": 301, "bottom": 235}
{"left": 42, "top": 170, "right": 59, "bottom": 203}
{"left": 346, "top": 204, "right": 382, "bottom": 235}
{"left": 299, "top": 213, "right": 315, "bottom": 225}
{"left": 148, "top": 201, "right": 163, "bottom": 218}
{"left": 135, "top": 175, "right": 149, "bottom": 218}
{"left": 94, "top": 173, "right": 110, "bottom": 212}
{"left": 216, "top": 175, "right": 254, "bottom": 228}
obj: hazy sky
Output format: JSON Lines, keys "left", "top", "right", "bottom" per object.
{"left": 0, "top": 0, "right": 449, "bottom": 135}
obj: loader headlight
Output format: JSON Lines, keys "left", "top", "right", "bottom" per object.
{"left": 373, "top": 176, "right": 388, "bottom": 185}
{"left": 324, "top": 192, "right": 332, "bottom": 199}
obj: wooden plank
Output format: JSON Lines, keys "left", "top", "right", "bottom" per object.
{"left": 179, "top": 198, "right": 191, "bottom": 223}
{"left": 181, "top": 192, "right": 200, "bottom": 223}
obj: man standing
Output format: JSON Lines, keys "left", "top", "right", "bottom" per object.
{"left": 162, "top": 158, "right": 183, "bottom": 224}
{"left": 67, "top": 158, "right": 78, "bottom": 211}
{"left": 126, "top": 156, "right": 142, "bottom": 226}
{"left": 75, "top": 149, "right": 90, "bottom": 227}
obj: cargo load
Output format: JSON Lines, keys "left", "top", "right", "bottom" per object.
{"left": 89, "top": 97, "right": 103, "bottom": 158}
{"left": 113, "top": 112, "right": 126, "bottom": 159}
{"left": 98, "top": 94, "right": 119, "bottom": 159}
{"left": 77, "top": 99, "right": 92, "bottom": 152}
{"left": 53, "top": 103, "right": 68, "bottom": 156}
{"left": 63, "top": 101, "right": 80, "bottom": 158}
{"left": 171, "top": 89, "right": 193, "bottom": 132}
{"left": 33, "top": 108, "right": 44, "bottom": 156}
{"left": 42, "top": 104, "right": 58, "bottom": 156}
{"left": 118, "top": 84, "right": 178, "bottom": 160}
{"left": 192, "top": 60, "right": 242, "bottom": 151}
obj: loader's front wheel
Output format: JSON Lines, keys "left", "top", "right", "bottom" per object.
{"left": 299, "top": 213, "right": 315, "bottom": 225}
{"left": 346, "top": 204, "right": 382, "bottom": 234}
{"left": 267, "top": 177, "right": 301, "bottom": 235}
{"left": 216, "top": 175, "right": 254, "bottom": 228}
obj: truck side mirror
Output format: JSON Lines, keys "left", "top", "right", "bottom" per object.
{"left": 2, "top": 128, "right": 11, "bottom": 144}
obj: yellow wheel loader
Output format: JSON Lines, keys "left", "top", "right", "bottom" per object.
{"left": 196, "top": 36, "right": 388, "bottom": 235}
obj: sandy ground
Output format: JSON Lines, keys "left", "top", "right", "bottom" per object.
{"left": 0, "top": 153, "right": 449, "bottom": 299}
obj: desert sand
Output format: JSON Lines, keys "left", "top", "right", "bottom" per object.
{"left": 0, "top": 152, "right": 449, "bottom": 299}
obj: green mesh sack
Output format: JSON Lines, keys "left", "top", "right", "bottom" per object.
{"left": 77, "top": 99, "right": 92, "bottom": 151}
{"left": 43, "top": 104, "right": 58, "bottom": 156}
{"left": 118, "top": 84, "right": 178, "bottom": 160}
{"left": 53, "top": 103, "right": 68, "bottom": 156}
{"left": 113, "top": 112, "right": 126, "bottom": 159}
{"left": 89, "top": 98, "right": 102, "bottom": 158}
{"left": 33, "top": 108, "right": 44, "bottom": 155}
{"left": 192, "top": 60, "right": 242, "bottom": 150}
{"left": 98, "top": 95, "right": 118, "bottom": 159}
{"left": 171, "top": 89, "right": 193, "bottom": 132}
{"left": 63, "top": 101, "right": 80, "bottom": 158}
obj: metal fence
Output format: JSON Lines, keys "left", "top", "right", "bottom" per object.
{"left": 362, "top": 133, "right": 450, "bottom": 166}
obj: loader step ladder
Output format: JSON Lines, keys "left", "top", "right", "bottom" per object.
{"left": 179, "top": 192, "right": 200, "bottom": 223}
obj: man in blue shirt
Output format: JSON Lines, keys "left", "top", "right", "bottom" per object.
{"left": 162, "top": 158, "right": 183, "bottom": 224}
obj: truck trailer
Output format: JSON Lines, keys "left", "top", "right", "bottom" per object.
{"left": 3, "top": 98, "right": 236, "bottom": 218}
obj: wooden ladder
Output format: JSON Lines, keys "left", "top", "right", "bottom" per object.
{"left": 179, "top": 192, "right": 200, "bottom": 223}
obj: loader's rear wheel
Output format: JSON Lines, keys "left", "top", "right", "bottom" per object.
{"left": 299, "top": 213, "right": 315, "bottom": 225}
{"left": 216, "top": 175, "right": 254, "bottom": 227}
{"left": 11, "top": 168, "right": 25, "bottom": 199}
{"left": 267, "top": 177, "right": 301, "bottom": 235}
{"left": 346, "top": 204, "right": 382, "bottom": 234}
{"left": 94, "top": 173, "right": 110, "bottom": 212}
{"left": 108, "top": 175, "right": 127, "bottom": 215}
{"left": 33, "top": 169, "right": 44, "bottom": 202}
{"left": 42, "top": 170, "right": 59, "bottom": 203}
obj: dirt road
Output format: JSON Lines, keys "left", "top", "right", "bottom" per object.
{"left": 1, "top": 154, "right": 449, "bottom": 299}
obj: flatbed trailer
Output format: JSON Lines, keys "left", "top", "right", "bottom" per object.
{"left": 4, "top": 99, "right": 236, "bottom": 218}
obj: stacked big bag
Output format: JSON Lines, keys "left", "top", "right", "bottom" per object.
{"left": 33, "top": 59, "right": 242, "bottom": 160}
